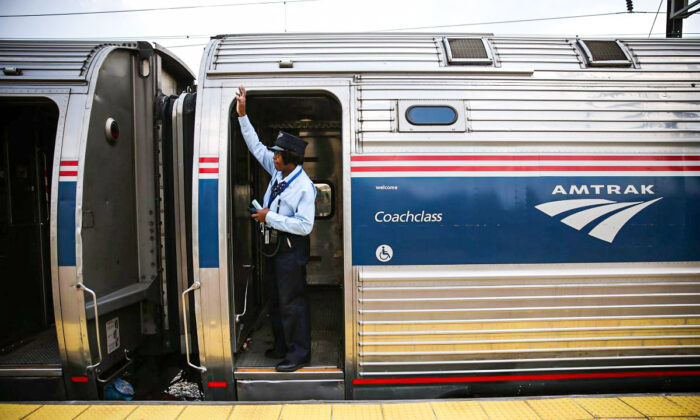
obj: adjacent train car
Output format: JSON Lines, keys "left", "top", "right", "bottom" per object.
{"left": 0, "top": 40, "right": 194, "bottom": 400}
{"left": 183, "top": 33, "right": 700, "bottom": 400}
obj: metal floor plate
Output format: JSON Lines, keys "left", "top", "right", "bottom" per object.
{"left": 235, "top": 287, "right": 342, "bottom": 370}
{"left": 0, "top": 329, "right": 60, "bottom": 367}
{"left": 2, "top": 395, "right": 699, "bottom": 420}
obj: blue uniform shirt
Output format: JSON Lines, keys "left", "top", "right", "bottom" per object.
{"left": 239, "top": 115, "right": 316, "bottom": 236}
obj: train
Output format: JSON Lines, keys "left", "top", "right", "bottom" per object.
{"left": 0, "top": 34, "right": 699, "bottom": 401}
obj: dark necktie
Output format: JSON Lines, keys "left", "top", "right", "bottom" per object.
{"left": 269, "top": 180, "right": 287, "bottom": 206}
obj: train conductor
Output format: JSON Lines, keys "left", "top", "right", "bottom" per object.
{"left": 235, "top": 86, "right": 316, "bottom": 372}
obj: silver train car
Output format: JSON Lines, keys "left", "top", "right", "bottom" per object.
{"left": 2, "top": 33, "right": 700, "bottom": 402}
{"left": 0, "top": 40, "right": 194, "bottom": 399}
{"left": 182, "top": 33, "right": 700, "bottom": 401}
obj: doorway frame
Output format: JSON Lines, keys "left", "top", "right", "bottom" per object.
{"left": 191, "top": 79, "right": 354, "bottom": 400}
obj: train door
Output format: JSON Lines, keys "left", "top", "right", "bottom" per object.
{"left": 227, "top": 93, "right": 345, "bottom": 400}
{"left": 58, "top": 47, "right": 194, "bottom": 399}
{"left": 0, "top": 98, "right": 61, "bottom": 399}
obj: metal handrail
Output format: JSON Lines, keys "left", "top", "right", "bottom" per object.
{"left": 181, "top": 281, "right": 206, "bottom": 372}
{"left": 97, "top": 350, "right": 133, "bottom": 384}
{"left": 235, "top": 277, "right": 250, "bottom": 323}
{"left": 76, "top": 282, "right": 102, "bottom": 371}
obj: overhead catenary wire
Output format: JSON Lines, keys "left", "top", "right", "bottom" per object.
{"left": 0, "top": 0, "right": 317, "bottom": 18}
{"left": 648, "top": 0, "right": 665, "bottom": 38}
{"left": 379, "top": 10, "right": 664, "bottom": 32}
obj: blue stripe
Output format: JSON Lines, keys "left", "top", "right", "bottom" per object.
{"left": 58, "top": 182, "right": 76, "bottom": 266}
{"left": 352, "top": 176, "right": 700, "bottom": 265}
{"left": 199, "top": 179, "right": 219, "bottom": 268}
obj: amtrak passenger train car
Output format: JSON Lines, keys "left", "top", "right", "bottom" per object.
{"left": 0, "top": 40, "right": 194, "bottom": 400}
{"left": 182, "top": 33, "right": 700, "bottom": 401}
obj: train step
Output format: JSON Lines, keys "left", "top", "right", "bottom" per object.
{"left": 234, "top": 367, "right": 344, "bottom": 400}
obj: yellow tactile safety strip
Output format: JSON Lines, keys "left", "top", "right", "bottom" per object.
{"left": 620, "top": 396, "right": 696, "bottom": 418}
{"left": 648, "top": 418, "right": 700, "bottom": 420}
{"left": 1, "top": 395, "right": 699, "bottom": 420}
{"left": 480, "top": 400, "right": 541, "bottom": 420}
{"left": 123, "top": 404, "right": 184, "bottom": 420}
{"left": 382, "top": 402, "right": 436, "bottom": 420}
{"left": 526, "top": 398, "right": 593, "bottom": 420}
{"left": 230, "top": 404, "right": 281, "bottom": 420}
{"left": 0, "top": 404, "right": 40, "bottom": 419}
{"left": 332, "top": 404, "right": 383, "bottom": 420}
{"left": 667, "top": 396, "right": 700, "bottom": 416}
{"left": 75, "top": 405, "right": 138, "bottom": 420}
{"left": 431, "top": 401, "right": 489, "bottom": 420}
{"left": 177, "top": 405, "right": 234, "bottom": 420}
{"left": 25, "top": 404, "right": 90, "bottom": 420}
{"left": 574, "top": 397, "right": 646, "bottom": 418}
{"left": 280, "top": 404, "right": 331, "bottom": 420}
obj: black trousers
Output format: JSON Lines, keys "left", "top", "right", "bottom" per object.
{"left": 265, "top": 235, "right": 311, "bottom": 363}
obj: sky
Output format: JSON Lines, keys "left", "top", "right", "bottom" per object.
{"left": 1, "top": 0, "right": 699, "bottom": 75}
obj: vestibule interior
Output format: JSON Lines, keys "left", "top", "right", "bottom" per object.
{"left": 0, "top": 99, "right": 59, "bottom": 368}
{"left": 228, "top": 93, "right": 343, "bottom": 369}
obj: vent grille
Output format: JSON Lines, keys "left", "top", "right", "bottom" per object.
{"left": 579, "top": 40, "right": 632, "bottom": 67}
{"left": 444, "top": 38, "right": 493, "bottom": 64}
{"left": 448, "top": 38, "right": 488, "bottom": 59}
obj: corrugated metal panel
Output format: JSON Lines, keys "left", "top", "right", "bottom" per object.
{"left": 491, "top": 38, "right": 583, "bottom": 70}
{"left": 211, "top": 35, "right": 444, "bottom": 74}
{"left": 626, "top": 39, "right": 700, "bottom": 69}
{"left": 356, "top": 80, "right": 700, "bottom": 151}
{"left": 208, "top": 34, "right": 700, "bottom": 76}
{"left": 356, "top": 266, "right": 700, "bottom": 378}
{"left": 0, "top": 40, "right": 139, "bottom": 82}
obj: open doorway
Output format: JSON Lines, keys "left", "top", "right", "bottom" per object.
{"left": 0, "top": 98, "right": 59, "bottom": 371}
{"left": 228, "top": 93, "right": 343, "bottom": 372}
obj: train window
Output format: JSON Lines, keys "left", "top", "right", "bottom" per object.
{"left": 406, "top": 105, "right": 457, "bottom": 125}
{"left": 314, "top": 182, "right": 333, "bottom": 218}
{"left": 398, "top": 100, "right": 467, "bottom": 132}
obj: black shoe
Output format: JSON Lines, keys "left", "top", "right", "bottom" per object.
{"left": 264, "top": 348, "right": 286, "bottom": 359}
{"left": 275, "top": 359, "right": 309, "bottom": 372}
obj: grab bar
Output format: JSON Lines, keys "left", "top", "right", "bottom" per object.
{"left": 76, "top": 282, "right": 102, "bottom": 372}
{"left": 97, "top": 350, "right": 133, "bottom": 384}
{"left": 181, "top": 281, "right": 206, "bottom": 372}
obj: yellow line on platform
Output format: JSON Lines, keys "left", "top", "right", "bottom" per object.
{"left": 1, "top": 395, "right": 699, "bottom": 420}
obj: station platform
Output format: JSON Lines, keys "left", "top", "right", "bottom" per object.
{"left": 2, "top": 394, "right": 700, "bottom": 420}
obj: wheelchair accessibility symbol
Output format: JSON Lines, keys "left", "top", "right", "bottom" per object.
{"left": 375, "top": 244, "right": 393, "bottom": 262}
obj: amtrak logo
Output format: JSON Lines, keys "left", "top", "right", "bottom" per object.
{"left": 535, "top": 198, "right": 662, "bottom": 243}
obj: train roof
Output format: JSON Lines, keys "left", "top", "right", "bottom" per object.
{"left": 0, "top": 40, "right": 194, "bottom": 85}
{"left": 204, "top": 33, "right": 700, "bottom": 80}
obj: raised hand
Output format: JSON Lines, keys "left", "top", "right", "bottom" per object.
{"left": 235, "top": 85, "right": 247, "bottom": 116}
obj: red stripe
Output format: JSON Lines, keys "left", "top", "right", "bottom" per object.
{"left": 60, "top": 160, "right": 79, "bottom": 166}
{"left": 207, "top": 381, "right": 227, "bottom": 388}
{"left": 351, "top": 165, "right": 700, "bottom": 172}
{"left": 199, "top": 168, "right": 219, "bottom": 173}
{"left": 200, "top": 157, "right": 219, "bottom": 163}
{"left": 59, "top": 171, "right": 78, "bottom": 176}
{"left": 351, "top": 155, "right": 700, "bottom": 162}
{"left": 71, "top": 376, "right": 89, "bottom": 383}
{"left": 353, "top": 370, "right": 700, "bottom": 386}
